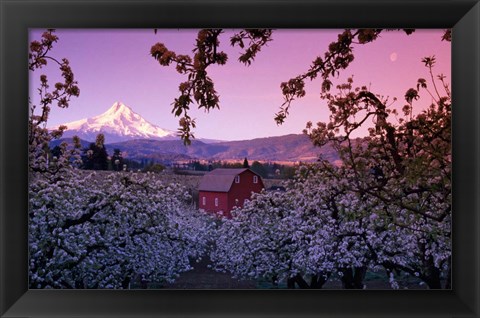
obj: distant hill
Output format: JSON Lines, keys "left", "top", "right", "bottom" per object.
{"left": 50, "top": 133, "right": 339, "bottom": 164}
{"left": 48, "top": 100, "right": 342, "bottom": 163}
{"left": 49, "top": 138, "right": 91, "bottom": 149}
{"left": 212, "top": 134, "right": 338, "bottom": 162}
{"left": 106, "top": 134, "right": 339, "bottom": 163}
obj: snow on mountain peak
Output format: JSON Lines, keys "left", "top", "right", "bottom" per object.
{"left": 56, "top": 102, "right": 178, "bottom": 143}
{"left": 112, "top": 101, "right": 126, "bottom": 112}
{"left": 106, "top": 101, "right": 131, "bottom": 116}
{"left": 97, "top": 102, "right": 141, "bottom": 123}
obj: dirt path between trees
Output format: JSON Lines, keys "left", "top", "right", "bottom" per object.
{"left": 163, "top": 258, "right": 256, "bottom": 289}
{"left": 158, "top": 258, "right": 427, "bottom": 289}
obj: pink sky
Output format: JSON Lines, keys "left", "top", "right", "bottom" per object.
{"left": 29, "top": 29, "right": 451, "bottom": 141}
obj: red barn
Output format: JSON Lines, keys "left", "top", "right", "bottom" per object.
{"left": 198, "top": 168, "right": 265, "bottom": 217}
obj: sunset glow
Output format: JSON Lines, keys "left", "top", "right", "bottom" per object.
{"left": 29, "top": 29, "right": 451, "bottom": 141}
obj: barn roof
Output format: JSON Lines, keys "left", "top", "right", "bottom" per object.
{"left": 198, "top": 168, "right": 254, "bottom": 192}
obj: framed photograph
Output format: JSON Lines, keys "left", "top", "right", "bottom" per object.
{"left": 1, "top": 0, "right": 479, "bottom": 317}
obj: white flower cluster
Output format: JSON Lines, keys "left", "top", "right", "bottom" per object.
{"left": 210, "top": 186, "right": 338, "bottom": 286}
{"left": 29, "top": 164, "right": 213, "bottom": 289}
{"left": 211, "top": 158, "right": 451, "bottom": 289}
{"left": 210, "top": 73, "right": 452, "bottom": 288}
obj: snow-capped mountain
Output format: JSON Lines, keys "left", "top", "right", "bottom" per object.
{"left": 55, "top": 102, "right": 178, "bottom": 143}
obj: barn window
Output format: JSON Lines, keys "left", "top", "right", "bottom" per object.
{"left": 202, "top": 197, "right": 206, "bottom": 206}
{"left": 215, "top": 198, "right": 219, "bottom": 207}
{"left": 253, "top": 175, "right": 258, "bottom": 184}
{"left": 235, "top": 175, "right": 240, "bottom": 183}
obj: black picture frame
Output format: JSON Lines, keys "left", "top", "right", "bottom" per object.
{"left": 1, "top": 0, "right": 479, "bottom": 317}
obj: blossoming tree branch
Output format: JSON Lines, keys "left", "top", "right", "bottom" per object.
{"left": 29, "top": 30, "right": 213, "bottom": 288}
{"left": 151, "top": 29, "right": 451, "bottom": 289}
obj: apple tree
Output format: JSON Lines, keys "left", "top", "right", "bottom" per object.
{"left": 154, "top": 29, "right": 451, "bottom": 289}
{"left": 29, "top": 30, "right": 214, "bottom": 288}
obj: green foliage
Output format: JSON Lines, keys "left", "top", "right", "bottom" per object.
{"left": 143, "top": 163, "right": 166, "bottom": 173}
{"left": 250, "top": 161, "right": 268, "bottom": 178}
{"left": 185, "top": 28, "right": 451, "bottom": 288}
{"left": 230, "top": 29, "right": 273, "bottom": 65}
{"left": 151, "top": 29, "right": 228, "bottom": 144}
{"left": 151, "top": 29, "right": 272, "bottom": 144}
{"left": 243, "top": 157, "right": 250, "bottom": 168}
{"left": 28, "top": 29, "right": 80, "bottom": 173}
{"left": 111, "top": 148, "right": 124, "bottom": 171}
{"left": 82, "top": 141, "right": 108, "bottom": 170}
{"left": 185, "top": 159, "right": 295, "bottom": 179}
{"left": 151, "top": 28, "right": 451, "bottom": 145}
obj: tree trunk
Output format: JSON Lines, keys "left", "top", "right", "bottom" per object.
{"left": 122, "top": 276, "right": 131, "bottom": 289}
{"left": 287, "top": 277, "right": 296, "bottom": 289}
{"left": 310, "top": 273, "right": 329, "bottom": 289}
{"left": 423, "top": 255, "right": 442, "bottom": 289}
{"left": 293, "top": 274, "right": 310, "bottom": 289}
{"left": 287, "top": 273, "right": 327, "bottom": 289}
{"left": 341, "top": 267, "right": 366, "bottom": 289}
{"left": 341, "top": 268, "right": 354, "bottom": 289}
{"left": 271, "top": 275, "right": 279, "bottom": 288}
{"left": 354, "top": 267, "right": 367, "bottom": 288}
{"left": 425, "top": 267, "right": 442, "bottom": 289}
{"left": 445, "top": 256, "right": 452, "bottom": 289}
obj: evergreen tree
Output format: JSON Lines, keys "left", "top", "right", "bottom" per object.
{"left": 251, "top": 161, "right": 268, "bottom": 178}
{"left": 82, "top": 134, "right": 109, "bottom": 170}
{"left": 93, "top": 134, "right": 109, "bottom": 170}
{"left": 50, "top": 145, "right": 62, "bottom": 160}
{"left": 111, "top": 148, "right": 123, "bottom": 171}
{"left": 82, "top": 143, "right": 95, "bottom": 170}
{"left": 242, "top": 157, "right": 249, "bottom": 168}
